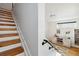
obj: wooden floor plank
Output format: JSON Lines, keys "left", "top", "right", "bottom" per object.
{"left": 0, "top": 33, "right": 19, "bottom": 38}
{"left": 0, "top": 47, "right": 24, "bottom": 56}
{"left": 0, "top": 39, "right": 21, "bottom": 47}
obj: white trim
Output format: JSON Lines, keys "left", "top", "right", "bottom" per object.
{"left": 12, "top": 8, "right": 31, "bottom": 56}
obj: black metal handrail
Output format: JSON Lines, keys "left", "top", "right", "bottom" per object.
{"left": 42, "top": 39, "right": 56, "bottom": 50}
{"left": 42, "top": 39, "right": 64, "bottom": 56}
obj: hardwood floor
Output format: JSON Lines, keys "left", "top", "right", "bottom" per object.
{"left": 65, "top": 47, "right": 79, "bottom": 56}
{"left": 49, "top": 38, "right": 79, "bottom": 56}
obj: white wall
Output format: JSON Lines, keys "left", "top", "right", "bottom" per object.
{"left": 46, "top": 3, "right": 79, "bottom": 21}
{"left": 0, "top": 3, "right": 12, "bottom": 10}
{"left": 13, "top": 3, "right": 38, "bottom": 56}
{"left": 45, "top": 3, "right": 79, "bottom": 39}
{"left": 38, "top": 3, "right": 47, "bottom": 55}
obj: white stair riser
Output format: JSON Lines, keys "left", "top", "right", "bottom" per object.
{"left": 0, "top": 22, "right": 15, "bottom": 24}
{"left": 0, "top": 31, "right": 17, "bottom": 34}
{"left": 0, "top": 26, "right": 16, "bottom": 28}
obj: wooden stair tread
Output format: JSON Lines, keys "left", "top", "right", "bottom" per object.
{"left": 0, "top": 23, "right": 16, "bottom": 26}
{"left": 0, "top": 17, "right": 13, "bottom": 20}
{"left": 0, "top": 10, "right": 11, "bottom": 14}
{"left": 0, "top": 16, "right": 13, "bottom": 19}
{"left": 0, "top": 13, "right": 12, "bottom": 17}
{"left": 0, "top": 9, "right": 11, "bottom": 12}
{"left": 0, "top": 33, "right": 19, "bottom": 38}
{"left": 0, "top": 20, "right": 14, "bottom": 23}
{"left": 0, "top": 19, "right": 14, "bottom": 21}
{"left": 0, "top": 11, "right": 11, "bottom": 14}
{"left": 0, "top": 13, "right": 11, "bottom": 16}
{"left": 0, "top": 47, "right": 24, "bottom": 56}
{"left": 0, "top": 8, "right": 11, "bottom": 12}
{"left": 0, "top": 39, "right": 21, "bottom": 47}
{"left": 0, "top": 28, "right": 16, "bottom": 31}
{"left": 0, "top": 12, "right": 11, "bottom": 14}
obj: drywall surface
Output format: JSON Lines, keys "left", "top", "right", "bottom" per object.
{"left": 13, "top": 3, "right": 38, "bottom": 56}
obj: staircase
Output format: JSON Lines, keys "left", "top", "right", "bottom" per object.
{"left": 0, "top": 8, "right": 25, "bottom": 56}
